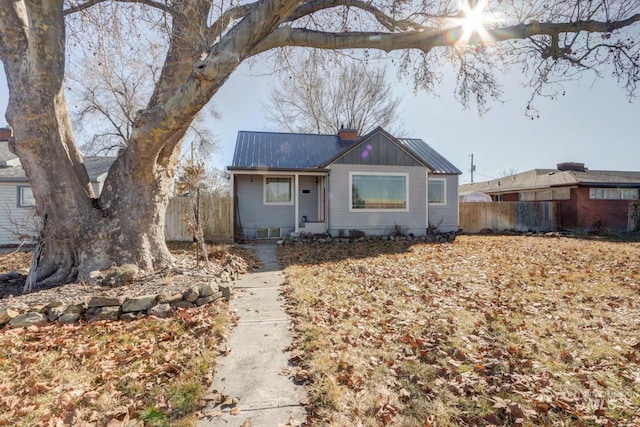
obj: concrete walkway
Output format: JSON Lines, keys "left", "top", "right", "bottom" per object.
{"left": 199, "top": 243, "right": 307, "bottom": 426}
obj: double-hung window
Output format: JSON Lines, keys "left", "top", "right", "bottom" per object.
{"left": 428, "top": 179, "right": 446, "bottom": 205}
{"left": 17, "top": 186, "right": 35, "bottom": 208}
{"left": 264, "top": 177, "right": 293, "bottom": 205}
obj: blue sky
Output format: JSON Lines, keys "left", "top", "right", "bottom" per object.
{"left": 1, "top": 59, "right": 638, "bottom": 184}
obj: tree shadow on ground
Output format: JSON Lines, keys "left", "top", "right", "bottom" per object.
{"left": 276, "top": 240, "right": 431, "bottom": 268}
{"left": 563, "top": 230, "right": 640, "bottom": 243}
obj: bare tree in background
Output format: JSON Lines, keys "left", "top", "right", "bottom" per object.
{"left": 203, "top": 168, "right": 231, "bottom": 197}
{"left": 499, "top": 166, "right": 519, "bottom": 178}
{"left": 264, "top": 55, "right": 403, "bottom": 135}
{"left": 66, "top": 12, "right": 218, "bottom": 157}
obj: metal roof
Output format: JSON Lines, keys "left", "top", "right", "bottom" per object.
{"left": 460, "top": 168, "right": 640, "bottom": 195}
{"left": 230, "top": 131, "right": 355, "bottom": 170}
{"left": 84, "top": 156, "right": 116, "bottom": 181}
{"left": 229, "top": 129, "right": 461, "bottom": 174}
{"left": 0, "top": 141, "right": 114, "bottom": 182}
{"left": 398, "top": 138, "right": 462, "bottom": 174}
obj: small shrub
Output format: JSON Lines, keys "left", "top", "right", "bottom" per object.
{"left": 388, "top": 223, "right": 408, "bottom": 237}
{"left": 100, "top": 264, "right": 139, "bottom": 287}
{"left": 140, "top": 407, "right": 168, "bottom": 427}
{"left": 591, "top": 219, "right": 606, "bottom": 233}
{"left": 348, "top": 229, "right": 365, "bottom": 239}
{"left": 427, "top": 219, "right": 443, "bottom": 235}
{"left": 338, "top": 229, "right": 346, "bottom": 238}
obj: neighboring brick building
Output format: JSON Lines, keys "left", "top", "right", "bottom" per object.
{"left": 459, "top": 162, "right": 640, "bottom": 231}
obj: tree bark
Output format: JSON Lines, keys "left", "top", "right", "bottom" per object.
{"left": 1, "top": 1, "right": 180, "bottom": 284}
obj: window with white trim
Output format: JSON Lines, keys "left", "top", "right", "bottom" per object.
{"left": 590, "top": 188, "right": 639, "bottom": 200}
{"left": 350, "top": 173, "right": 408, "bottom": 211}
{"left": 17, "top": 186, "right": 35, "bottom": 208}
{"left": 428, "top": 179, "right": 446, "bottom": 205}
{"left": 264, "top": 177, "right": 293, "bottom": 205}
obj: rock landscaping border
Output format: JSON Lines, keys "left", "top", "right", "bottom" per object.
{"left": 0, "top": 276, "right": 237, "bottom": 329}
{"left": 278, "top": 231, "right": 459, "bottom": 245}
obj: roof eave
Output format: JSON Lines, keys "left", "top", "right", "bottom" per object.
{"left": 0, "top": 177, "right": 29, "bottom": 182}
{"left": 430, "top": 170, "right": 463, "bottom": 176}
{"left": 578, "top": 182, "right": 640, "bottom": 187}
{"left": 227, "top": 166, "right": 330, "bottom": 173}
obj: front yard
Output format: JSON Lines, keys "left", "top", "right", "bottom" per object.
{"left": 279, "top": 235, "right": 640, "bottom": 426}
{"left": 0, "top": 244, "right": 259, "bottom": 427}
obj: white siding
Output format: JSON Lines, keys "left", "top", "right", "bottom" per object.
{"left": 428, "top": 174, "right": 459, "bottom": 232}
{"left": 0, "top": 182, "right": 38, "bottom": 245}
{"left": 0, "top": 180, "right": 108, "bottom": 245}
{"left": 328, "top": 164, "right": 427, "bottom": 235}
{"left": 92, "top": 181, "right": 103, "bottom": 196}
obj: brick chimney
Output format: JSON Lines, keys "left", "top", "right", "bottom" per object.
{"left": 0, "top": 127, "right": 11, "bottom": 141}
{"left": 557, "top": 162, "right": 587, "bottom": 172}
{"left": 337, "top": 126, "right": 358, "bottom": 141}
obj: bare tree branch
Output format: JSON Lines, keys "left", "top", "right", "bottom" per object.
{"left": 264, "top": 53, "right": 404, "bottom": 135}
{"left": 253, "top": 15, "right": 640, "bottom": 55}
{"left": 286, "top": 0, "right": 423, "bottom": 31}
{"left": 63, "top": 0, "right": 173, "bottom": 16}
{"left": 207, "top": 3, "right": 258, "bottom": 41}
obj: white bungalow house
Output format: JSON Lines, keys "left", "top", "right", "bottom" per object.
{"left": 228, "top": 127, "right": 461, "bottom": 240}
{"left": 0, "top": 128, "right": 114, "bottom": 245}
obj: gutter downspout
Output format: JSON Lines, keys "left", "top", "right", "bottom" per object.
{"left": 230, "top": 171, "right": 237, "bottom": 242}
{"left": 326, "top": 171, "right": 330, "bottom": 234}
{"left": 294, "top": 173, "right": 300, "bottom": 233}
{"left": 426, "top": 170, "right": 430, "bottom": 231}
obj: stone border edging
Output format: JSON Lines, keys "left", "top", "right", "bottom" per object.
{"left": 278, "top": 231, "right": 458, "bottom": 245}
{"left": 0, "top": 274, "right": 239, "bottom": 329}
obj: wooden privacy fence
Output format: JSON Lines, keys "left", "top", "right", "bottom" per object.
{"left": 165, "top": 195, "right": 233, "bottom": 242}
{"left": 460, "top": 201, "right": 559, "bottom": 233}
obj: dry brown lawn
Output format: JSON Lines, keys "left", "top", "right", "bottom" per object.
{"left": 279, "top": 235, "right": 640, "bottom": 426}
{"left": 0, "top": 244, "right": 261, "bottom": 427}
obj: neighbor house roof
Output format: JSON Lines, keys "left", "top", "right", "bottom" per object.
{"left": 0, "top": 141, "right": 114, "bottom": 182}
{"left": 460, "top": 167, "right": 640, "bottom": 195}
{"left": 229, "top": 127, "right": 462, "bottom": 174}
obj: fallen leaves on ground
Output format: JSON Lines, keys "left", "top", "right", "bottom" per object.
{"left": 0, "top": 304, "right": 228, "bottom": 426}
{"left": 209, "top": 245, "right": 262, "bottom": 272}
{"left": 0, "top": 250, "right": 30, "bottom": 272}
{"left": 0, "top": 244, "right": 268, "bottom": 426}
{"left": 279, "top": 235, "right": 640, "bottom": 426}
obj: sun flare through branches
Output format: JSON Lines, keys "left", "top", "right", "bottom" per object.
{"left": 455, "top": 0, "right": 495, "bottom": 45}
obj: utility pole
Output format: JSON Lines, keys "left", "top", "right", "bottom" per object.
{"left": 469, "top": 154, "right": 476, "bottom": 183}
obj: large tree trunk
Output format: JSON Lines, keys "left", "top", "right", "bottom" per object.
{"left": 1, "top": 1, "right": 182, "bottom": 285}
